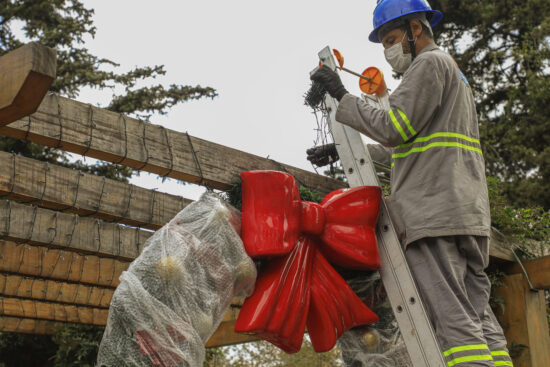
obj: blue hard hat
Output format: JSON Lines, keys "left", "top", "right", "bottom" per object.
{"left": 369, "top": 0, "right": 443, "bottom": 43}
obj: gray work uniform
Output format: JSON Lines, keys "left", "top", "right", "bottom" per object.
{"left": 335, "top": 45, "right": 513, "bottom": 366}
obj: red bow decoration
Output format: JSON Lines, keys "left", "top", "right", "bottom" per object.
{"left": 235, "top": 170, "right": 382, "bottom": 353}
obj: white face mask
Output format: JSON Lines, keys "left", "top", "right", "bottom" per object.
{"left": 384, "top": 33, "right": 414, "bottom": 73}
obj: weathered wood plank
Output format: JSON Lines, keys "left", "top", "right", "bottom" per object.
{"left": 0, "top": 273, "right": 242, "bottom": 324}
{"left": 0, "top": 296, "right": 108, "bottom": 325}
{"left": 0, "top": 43, "right": 56, "bottom": 125}
{"left": 494, "top": 273, "right": 550, "bottom": 367}
{"left": 0, "top": 240, "right": 129, "bottom": 287}
{"left": 0, "top": 200, "right": 152, "bottom": 260}
{"left": 489, "top": 227, "right": 515, "bottom": 262}
{"left": 0, "top": 273, "right": 113, "bottom": 308}
{"left": 0, "top": 316, "right": 256, "bottom": 348}
{"left": 503, "top": 255, "right": 550, "bottom": 289}
{"left": 0, "top": 315, "right": 61, "bottom": 334}
{"left": 0, "top": 296, "right": 238, "bottom": 327}
{"left": 205, "top": 320, "right": 259, "bottom": 348}
{"left": 0, "top": 94, "right": 347, "bottom": 194}
{"left": 0, "top": 151, "right": 191, "bottom": 230}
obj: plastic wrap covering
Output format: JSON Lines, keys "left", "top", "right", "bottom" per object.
{"left": 97, "top": 193, "right": 257, "bottom": 367}
{"left": 338, "top": 274, "right": 412, "bottom": 367}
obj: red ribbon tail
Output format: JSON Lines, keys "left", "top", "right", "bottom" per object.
{"left": 306, "top": 249, "right": 379, "bottom": 353}
{"left": 235, "top": 237, "right": 316, "bottom": 353}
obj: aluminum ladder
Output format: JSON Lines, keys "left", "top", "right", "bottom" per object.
{"left": 314, "top": 46, "right": 446, "bottom": 367}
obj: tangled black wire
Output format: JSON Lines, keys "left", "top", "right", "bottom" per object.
{"left": 303, "top": 80, "right": 339, "bottom": 176}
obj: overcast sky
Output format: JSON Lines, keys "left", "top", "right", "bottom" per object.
{"left": 77, "top": 0, "right": 401, "bottom": 200}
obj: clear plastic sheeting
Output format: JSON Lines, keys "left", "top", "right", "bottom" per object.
{"left": 338, "top": 274, "right": 412, "bottom": 367}
{"left": 97, "top": 193, "right": 257, "bottom": 367}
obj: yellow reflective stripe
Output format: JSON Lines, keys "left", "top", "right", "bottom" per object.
{"left": 494, "top": 362, "right": 513, "bottom": 366}
{"left": 443, "top": 344, "right": 490, "bottom": 357}
{"left": 392, "top": 142, "right": 483, "bottom": 159}
{"left": 447, "top": 355, "right": 493, "bottom": 366}
{"left": 491, "top": 351, "right": 511, "bottom": 357}
{"left": 398, "top": 132, "right": 480, "bottom": 149}
{"left": 389, "top": 109, "right": 409, "bottom": 142}
{"left": 397, "top": 108, "right": 417, "bottom": 136}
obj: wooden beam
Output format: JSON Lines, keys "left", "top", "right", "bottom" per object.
{"left": 0, "top": 316, "right": 257, "bottom": 348}
{"left": 0, "top": 151, "right": 191, "bottom": 230}
{"left": 0, "top": 273, "right": 243, "bottom": 325}
{"left": 494, "top": 273, "right": 550, "bottom": 367}
{"left": 0, "top": 240, "right": 129, "bottom": 287}
{"left": 205, "top": 320, "right": 259, "bottom": 348}
{"left": 0, "top": 200, "right": 152, "bottom": 260}
{"left": 0, "top": 273, "right": 113, "bottom": 308}
{"left": 0, "top": 315, "right": 61, "bottom": 334}
{"left": 488, "top": 227, "right": 515, "bottom": 262}
{"left": 0, "top": 94, "right": 347, "bottom": 194}
{"left": 503, "top": 255, "right": 550, "bottom": 290}
{"left": 0, "top": 296, "right": 238, "bottom": 327}
{"left": 0, "top": 43, "right": 56, "bottom": 125}
{"left": 0, "top": 296, "right": 108, "bottom": 325}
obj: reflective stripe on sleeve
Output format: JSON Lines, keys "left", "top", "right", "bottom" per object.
{"left": 389, "top": 109, "right": 409, "bottom": 142}
{"left": 397, "top": 108, "right": 416, "bottom": 136}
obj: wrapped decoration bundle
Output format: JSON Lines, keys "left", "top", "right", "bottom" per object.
{"left": 97, "top": 193, "right": 257, "bottom": 367}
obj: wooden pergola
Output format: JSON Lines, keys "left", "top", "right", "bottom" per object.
{"left": 0, "top": 43, "right": 548, "bottom": 367}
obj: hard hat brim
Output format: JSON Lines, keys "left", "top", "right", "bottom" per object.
{"left": 369, "top": 9, "right": 443, "bottom": 43}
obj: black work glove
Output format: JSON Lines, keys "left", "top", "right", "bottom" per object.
{"left": 310, "top": 65, "right": 348, "bottom": 101}
{"left": 306, "top": 143, "right": 339, "bottom": 167}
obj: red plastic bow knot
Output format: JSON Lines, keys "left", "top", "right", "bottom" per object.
{"left": 235, "top": 170, "right": 382, "bottom": 353}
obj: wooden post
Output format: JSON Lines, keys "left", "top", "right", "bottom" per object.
{"left": 0, "top": 43, "right": 56, "bottom": 125}
{"left": 494, "top": 273, "right": 550, "bottom": 367}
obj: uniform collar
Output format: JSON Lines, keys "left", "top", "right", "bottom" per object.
{"left": 418, "top": 44, "right": 439, "bottom": 55}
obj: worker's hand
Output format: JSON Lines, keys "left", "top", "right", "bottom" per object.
{"left": 310, "top": 65, "right": 349, "bottom": 102}
{"left": 306, "top": 143, "right": 339, "bottom": 167}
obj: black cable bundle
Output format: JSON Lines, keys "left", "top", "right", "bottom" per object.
{"left": 304, "top": 80, "right": 327, "bottom": 109}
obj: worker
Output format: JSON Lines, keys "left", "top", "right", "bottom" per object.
{"left": 310, "top": 0, "right": 513, "bottom": 366}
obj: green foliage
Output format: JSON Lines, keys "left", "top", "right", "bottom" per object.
{"left": 51, "top": 325, "right": 104, "bottom": 367}
{"left": 0, "top": 0, "right": 216, "bottom": 181}
{"left": 225, "top": 182, "right": 243, "bottom": 211}
{"left": 299, "top": 186, "right": 324, "bottom": 203}
{"left": 487, "top": 176, "right": 549, "bottom": 257}
{"left": 203, "top": 347, "right": 228, "bottom": 366}
{"left": 0, "top": 332, "right": 56, "bottom": 367}
{"left": 224, "top": 338, "right": 342, "bottom": 367}
{"left": 430, "top": 0, "right": 550, "bottom": 209}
